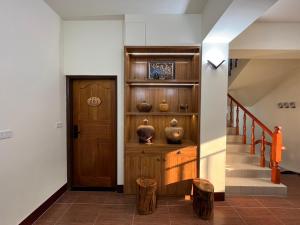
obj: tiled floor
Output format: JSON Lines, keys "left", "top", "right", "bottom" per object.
{"left": 34, "top": 174, "right": 300, "bottom": 225}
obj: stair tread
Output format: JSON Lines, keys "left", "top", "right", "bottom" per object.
{"left": 226, "top": 177, "right": 286, "bottom": 187}
{"left": 226, "top": 163, "right": 271, "bottom": 171}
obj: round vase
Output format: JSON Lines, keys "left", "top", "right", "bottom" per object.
{"left": 136, "top": 101, "right": 152, "bottom": 112}
{"left": 137, "top": 119, "right": 155, "bottom": 144}
{"left": 165, "top": 118, "right": 184, "bottom": 144}
{"left": 159, "top": 100, "right": 169, "bottom": 112}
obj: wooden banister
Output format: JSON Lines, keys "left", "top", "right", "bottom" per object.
{"left": 227, "top": 94, "right": 284, "bottom": 184}
{"left": 228, "top": 94, "right": 272, "bottom": 135}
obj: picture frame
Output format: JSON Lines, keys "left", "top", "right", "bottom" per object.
{"left": 148, "top": 61, "right": 175, "bottom": 80}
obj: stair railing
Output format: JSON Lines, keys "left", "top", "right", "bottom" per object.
{"left": 228, "top": 94, "right": 284, "bottom": 184}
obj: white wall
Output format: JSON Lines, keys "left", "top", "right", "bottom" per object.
{"left": 0, "top": 1, "right": 65, "bottom": 225}
{"left": 63, "top": 20, "right": 124, "bottom": 184}
{"left": 124, "top": 14, "right": 202, "bottom": 45}
{"left": 250, "top": 70, "right": 300, "bottom": 173}
{"left": 200, "top": 42, "right": 229, "bottom": 192}
{"left": 231, "top": 22, "right": 300, "bottom": 50}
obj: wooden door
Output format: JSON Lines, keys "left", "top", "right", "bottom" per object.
{"left": 72, "top": 79, "right": 116, "bottom": 188}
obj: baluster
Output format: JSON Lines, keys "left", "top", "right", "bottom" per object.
{"left": 236, "top": 106, "right": 239, "bottom": 135}
{"left": 251, "top": 120, "right": 255, "bottom": 154}
{"left": 260, "top": 131, "right": 266, "bottom": 167}
{"left": 230, "top": 99, "right": 233, "bottom": 127}
{"left": 243, "top": 112, "right": 246, "bottom": 144}
{"left": 271, "top": 126, "right": 283, "bottom": 184}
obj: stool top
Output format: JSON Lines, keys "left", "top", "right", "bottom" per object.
{"left": 136, "top": 178, "right": 157, "bottom": 188}
{"left": 193, "top": 178, "right": 214, "bottom": 192}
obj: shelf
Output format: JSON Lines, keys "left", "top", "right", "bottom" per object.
{"left": 126, "top": 112, "right": 198, "bottom": 116}
{"left": 126, "top": 80, "right": 199, "bottom": 87}
{"left": 126, "top": 139, "right": 197, "bottom": 149}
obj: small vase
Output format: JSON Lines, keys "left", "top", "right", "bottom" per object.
{"left": 136, "top": 101, "right": 152, "bottom": 112}
{"left": 159, "top": 100, "right": 169, "bottom": 112}
{"left": 165, "top": 118, "right": 184, "bottom": 144}
{"left": 137, "top": 119, "right": 155, "bottom": 144}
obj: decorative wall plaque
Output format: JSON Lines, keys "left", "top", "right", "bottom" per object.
{"left": 87, "top": 97, "right": 102, "bottom": 107}
{"left": 148, "top": 61, "right": 175, "bottom": 80}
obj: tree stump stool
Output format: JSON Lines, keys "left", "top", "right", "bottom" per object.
{"left": 136, "top": 178, "right": 157, "bottom": 215}
{"left": 193, "top": 178, "right": 214, "bottom": 220}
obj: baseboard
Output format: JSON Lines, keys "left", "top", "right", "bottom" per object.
{"left": 214, "top": 192, "right": 225, "bottom": 201}
{"left": 19, "top": 183, "right": 68, "bottom": 225}
{"left": 116, "top": 185, "right": 124, "bottom": 193}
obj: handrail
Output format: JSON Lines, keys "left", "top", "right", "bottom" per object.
{"left": 227, "top": 93, "right": 283, "bottom": 184}
{"left": 228, "top": 94, "right": 272, "bottom": 136}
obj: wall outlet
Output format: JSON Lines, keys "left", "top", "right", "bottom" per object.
{"left": 0, "top": 129, "right": 13, "bottom": 140}
{"left": 56, "top": 122, "right": 63, "bottom": 128}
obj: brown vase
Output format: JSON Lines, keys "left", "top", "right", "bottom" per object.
{"left": 137, "top": 101, "right": 152, "bottom": 112}
{"left": 137, "top": 119, "right": 155, "bottom": 144}
{"left": 165, "top": 118, "right": 184, "bottom": 144}
{"left": 159, "top": 100, "right": 169, "bottom": 112}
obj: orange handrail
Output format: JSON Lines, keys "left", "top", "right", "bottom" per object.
{"left": 227, "top": 94, "right": 283, "bottom": 184}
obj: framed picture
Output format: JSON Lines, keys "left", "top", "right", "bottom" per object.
{"left": 148, "top": 61, "right": 175, "bottom": 80}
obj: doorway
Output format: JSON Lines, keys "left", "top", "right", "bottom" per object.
{"left": 66, "top": 76, "right": 117, "bottom": 189}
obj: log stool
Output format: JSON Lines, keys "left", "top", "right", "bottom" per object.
{"left": 193, "top": 178, "right": 214, "bottom": 220}
{"left": 136, "top": 178, "right": 157, "bottom": 215}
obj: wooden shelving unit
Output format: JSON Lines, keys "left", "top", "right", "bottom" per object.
{"left": 124, "top": 46, "right": 201, "bottom": 196}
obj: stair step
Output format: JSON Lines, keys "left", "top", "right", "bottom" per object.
{"left": 227, "top": 127, "right": 237, "bottom": 135}
{"left": 226, "top": 152, "right": 259, "bottom": 164}
{"left": 226, "top": 163, "right": 271, "bottom": 178}
{"left": 226, "top": 177, "right": 287, "bottom": 196}
{"left": 227, "top": 143, "right": 251, "bottom": 153}
{"left": 227, "top": 135, "right": 243, "bottom": 144}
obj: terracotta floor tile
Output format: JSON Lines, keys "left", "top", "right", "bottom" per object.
{"left": 227, "top": 197, "right": 262, "bottom": 207}
{"left": 269, "top": 208, "right": 300, "bottom": 219}
{"left": 255, "top": 196, "right": 295, "bottom": 208}
{"left": 242, "top": 216, "right": 283, "bottom": 225}
{"left": 56, "top": 191, "right": 81, "bottom": 203}
{"left": 280, "top": 218, "right": 300, "bottom": 225}
{"left": 57, "top": 204, "right": 100, "bottom": 224}
{"left": 208, "top": 217, "right": 246, "bottom": 225}
{"left": 235, "top": 207, "right": 272, "bottom": 218}
{"left": 35, "top": 203, "right": 71, "bottom": 223}
{"left": 213, "top": 207, "right": 240, "bottom": 218}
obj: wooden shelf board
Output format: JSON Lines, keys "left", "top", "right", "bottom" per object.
{"left": 126, "top": 139, "right": 197, "bottom": 148}
{"left": 126, "top": 112, "right": 198, "bottom": 116}
{"left": 126, "top": 80, "right": 199, "bottom": 86}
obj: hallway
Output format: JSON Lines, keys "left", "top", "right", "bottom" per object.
{"left": 34, "top": 174, "right": 300, "bottom": 225}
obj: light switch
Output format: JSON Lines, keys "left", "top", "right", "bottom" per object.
{"left": 0, "top": 129, "right": 13, "bottom": 140}
{"left": 56, "top": 122, "right": 63, "bottom": 128}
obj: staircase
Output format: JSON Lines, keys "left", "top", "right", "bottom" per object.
{"left": 225, "top": 95, "right": 287, "bottom": 196}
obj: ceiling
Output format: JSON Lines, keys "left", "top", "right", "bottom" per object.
{"left": 259, "top": 0, "right": 300, "bottom": 22}
{"left": 229, "top": 59, "right": 300, "bottom": 106}
{"left": 44, "top": 0, "right": 207, "bottom": 20}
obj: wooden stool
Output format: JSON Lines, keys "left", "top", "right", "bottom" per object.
{"left": 193, "top": 178, "right": 214, "bottom": 220}
{"left": 136, "top": 178, "right": 157, "bottom": 215}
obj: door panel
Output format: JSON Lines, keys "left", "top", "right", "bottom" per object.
{"left": 72, "top": 79, "right": 116, "bottom": 188}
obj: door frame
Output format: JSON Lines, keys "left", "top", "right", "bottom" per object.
{"left": 66, "top": 75, "right": 118, "bottom": 190}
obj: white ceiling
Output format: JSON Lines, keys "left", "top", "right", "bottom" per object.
{"left": 259, "top": 0, "right": 300, "bottom": 22}
{"left": 44, "top": 0, "right": 207, "bottom": 20}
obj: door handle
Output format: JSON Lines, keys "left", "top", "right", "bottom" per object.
{"left": 73, "top": 125, "right": 80, "bottom": 139}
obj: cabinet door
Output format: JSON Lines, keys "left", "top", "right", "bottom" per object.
{"left": 140, "top": 152, "right": 162, "bottom": 194}
{"left": 176, "top": 147, "right": 197, "bottom": 195}
{"left": 125, "top": 153, "right": 141, "bottom": 194}
{"left": 162, "top": 147, "right": 197, "bottom": 196}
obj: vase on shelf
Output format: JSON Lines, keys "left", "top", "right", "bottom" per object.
{"left": 165, "top": 118, "right": 184, "bottom": 144}
{"left": 159, "top": 100, "right": 169, "bottom": 112}
{"left": 179, "top": 104, "right": 189, "bottom": 112}
{"left": 137, "top": 119, "right": 155, "bottom": 144}
{"left": 136, "top": 100, "right": 152, "bottom": 112}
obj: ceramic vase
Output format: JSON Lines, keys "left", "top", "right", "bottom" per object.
{"left": 137, "top": 119, "right": 155, "bottom": 144}
{"left": 159, "top": 100, "right": 169, "bottom": 112}
{"left": 165, "top": 118, "right": 184, "bottom": 144}
{"left": 136, "top": 100, "right": 152, "bottom": 112}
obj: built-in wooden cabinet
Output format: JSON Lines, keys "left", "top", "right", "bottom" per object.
{"left": 124, "top": 46, "right": 200, "bottom": 196}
